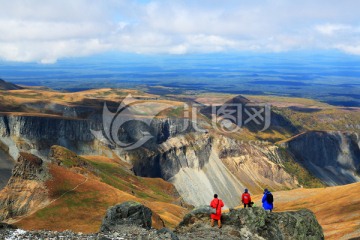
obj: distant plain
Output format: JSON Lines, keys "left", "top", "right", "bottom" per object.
{"left": 1, "top": 52, "right": 360, "bottom": 107}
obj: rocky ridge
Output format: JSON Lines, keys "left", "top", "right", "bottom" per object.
{"left": 0, "top": 113, "right": 301, "bottom": 208}
{"left": 0, "top": 201, "right": 324, "bottom": 240}
{"left": 0, "top": 95, "right": 359, "bottom": 209}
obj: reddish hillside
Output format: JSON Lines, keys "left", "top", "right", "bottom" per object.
{"left": 9, "top": 147, "right": 189, "bottom": 233}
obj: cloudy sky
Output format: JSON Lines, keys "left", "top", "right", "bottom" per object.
{"left": 0, "top": 0, "right": 359, "bottom": 63}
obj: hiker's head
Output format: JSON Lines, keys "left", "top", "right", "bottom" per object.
{"left": 245, "top": 189, "right": 248, "bottom": 193}
{"left": 214, "top": 194, "right": 218, "bottom": 198}
{"left": 264, "top": 188, "right": 268, "bottom": 194}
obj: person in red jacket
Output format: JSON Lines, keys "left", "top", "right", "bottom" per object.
{"left": 210, "top": 194, "right": 224, "bottom": 228}
{"left": 242, "top": 189, "right": 252, "bottom": 208}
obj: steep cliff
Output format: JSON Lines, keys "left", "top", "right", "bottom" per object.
{"left": 0, "top": 148, "right": 15, "bottom": 189}
{"left": 0, "top": 114, "right": 97, "bottom": 160}
{"left": 130, "top": 133, "right": 244, "bottom": 208}
{"left": 0, "top": 114, "right": 190, "bottom": 160}
{"left": 130, "top": 132, "right": 300, "bottom": 206}
{"left": 285, "top": 131, "right": 360, "bottom": 185}
{"left": 0, "top": 113, "right": 303, "bottom": 208}
{"left": 215, "top": 138, "right": 299, "bottom": 194}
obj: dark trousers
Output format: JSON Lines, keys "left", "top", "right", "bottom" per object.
{"left": 244, "top": 203, "right": 252, "bottom": 208}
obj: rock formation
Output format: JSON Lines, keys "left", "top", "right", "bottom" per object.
{"left": 286, "top": 131, "right": 360, "bottom": 185}
{"left": 97, "top": 202, "right": 325, "bottom": 240}
{"left": 176, "top": 205, "right": 324, "bottom": 240}
{"left": 0, "top": 153, "right": 49, "bottom": 221}
{"left": 100, "top": 201, "right": 153, "bottom": 232}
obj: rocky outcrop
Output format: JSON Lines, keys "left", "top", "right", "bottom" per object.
{"left": 0, "top": 201, "right": 324, "bottom": 240}
{"left": 100, "top": 201, "right": 153, "bottom": 232}
{"left": 97, "top": 202, "right": 324, "bottom": 240}
{"left": 286, "top": 131, "right": 360, "bottom": 185}
{"left": 0, "top": 153, "right": 49, "bottom": 221}
{"left": 49, "top": 145, "right": 88, "bottom": 168}
{"left": 216, "top": 137, "right": 299, "bottom": 194}
{"left": 176, "top": 206, "right": 324, "bottom": 240}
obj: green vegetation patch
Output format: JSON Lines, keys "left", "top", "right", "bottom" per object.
{"left": 86, "top": 159, "right": 173, "bottom": 202}
{"left": 278, "top": 147, "right": 325, "bottom": 188}
{"left": 50, "top": 145, "right": 87, "bottom": 168}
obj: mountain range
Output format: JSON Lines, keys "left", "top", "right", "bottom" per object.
{"left": 0, "top": 79, "right": 359, "bottom": 239}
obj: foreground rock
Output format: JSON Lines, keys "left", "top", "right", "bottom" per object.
{"left": 0, "top": 202, "right": 324, "bottom": 240}
{"left": 175, "top": 206, "right": 324, "bottom": 240}
{"left": 100, "top": 201, "right": 153, "bottom": 232}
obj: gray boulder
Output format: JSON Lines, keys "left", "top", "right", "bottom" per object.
{"left": 178, "top": 205, "right": 213, "bottom": 227}
{"left": 176, "top": 206, "right": 324, "bottom": 240}
{"left": 100, "top": 201, "right": 152, "bottom": 232}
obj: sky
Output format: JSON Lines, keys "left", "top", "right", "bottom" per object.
{"left": 0, "top": 0, "right": 359, "bottom": 63}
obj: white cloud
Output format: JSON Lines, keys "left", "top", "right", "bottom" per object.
{"left": 336, "top": 44, "right": 360, "bottom": 55}
{"left": 0, "top": 0, "right": 360, "bottom": 63}
{"left": 315, "top": 24, "right": 353, "bottom": 36}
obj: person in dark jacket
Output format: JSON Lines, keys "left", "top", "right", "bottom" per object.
{"left": 210, "top": 194, "right": 224, "bottom": 228}
{"left": 262, "top": 188, "right": 274, "bottom": 212}
{"left": 242, "top": 189, "right": 252, "bottom": 208}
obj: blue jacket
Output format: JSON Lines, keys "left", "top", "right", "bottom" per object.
{"left": 262, "top": 191, "right": 273, "bottom": 210}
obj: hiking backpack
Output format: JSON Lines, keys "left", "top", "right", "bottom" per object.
{"left": 266, "top": 192, "right": 274, "bottom": 204}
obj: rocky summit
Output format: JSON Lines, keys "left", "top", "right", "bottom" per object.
{"left": 0, "top": 202, "right": 324, "bottom": 240}
{"left": 176, "top": 206, "right": 324, "bottom": 240}
{"left": 101, "top": 201, "right": 153, "bottom": 232}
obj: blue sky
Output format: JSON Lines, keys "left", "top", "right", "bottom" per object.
{"left": 0, "top": 0, "right": 359, "bottom": 63}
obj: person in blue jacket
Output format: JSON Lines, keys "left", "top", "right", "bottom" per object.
{"left": 262, "top": 188, "right": 274, "bottom": 212}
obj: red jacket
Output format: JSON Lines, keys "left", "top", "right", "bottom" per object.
{"left": 210, "top": 198, "right": 224, "bottom": 220}
{"left": 242, "top": 193, "right": 251, "bottom": 204}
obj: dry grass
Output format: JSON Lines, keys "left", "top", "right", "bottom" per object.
{"left": 16, "top": 163, "right": 188, "bottom": 233}
{"left": 15, "top": 147, "right": 189, "bottom": 233}
{"left": 244, "top": 95, "right": 330, "bottom": 108}
{"left": 252, "top": 183, "right": 360, "bottom": 240}
{"left": 0, "top": 88, "right": 186, "bottom": 120}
